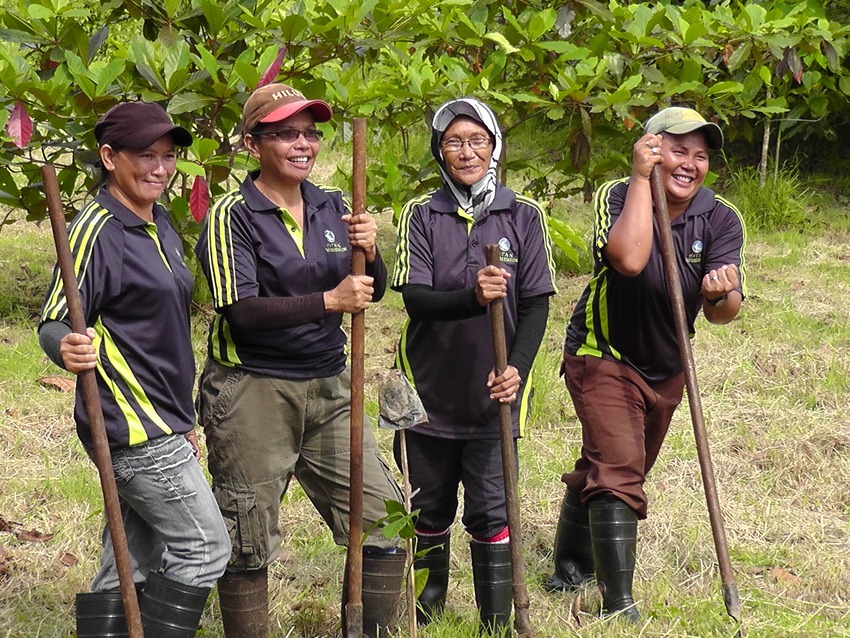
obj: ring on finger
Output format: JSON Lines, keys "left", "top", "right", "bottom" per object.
{"left": 711, "top": 276, "right": 719, "bottom": 282}
{"left": 651, "top": 147, "right": 659, "bottom": 155}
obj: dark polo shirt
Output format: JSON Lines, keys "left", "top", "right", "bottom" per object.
{"left": 40, "top": 189, "right": 195, "bottom": 450}
{"left": 392, "top": 183, "right": 557, "bottom": 439}
{"left": 566, "top": 179, "right": 747, "bottom": 383}
{"left": 197, "top": 174, "right": 378, "bottom": 379}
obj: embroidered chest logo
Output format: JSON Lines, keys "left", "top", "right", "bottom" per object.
{"left": 324, "top": 228, "right": 346, "bottom": 253}
{"left": 687, "top": 239, "right": 704, "bottom": 264}
{"left": 498, "top": 237, "right": 518, "bottom": 264}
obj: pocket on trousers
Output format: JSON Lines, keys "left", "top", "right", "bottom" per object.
{"left": 111, "top": 452, "right": 135, "bottom": 488}
{"left": 199, "top": 366, "right": 246, "bottom": 429}
{"left": 213, "top": 484, "right": 266, "bottom": 569}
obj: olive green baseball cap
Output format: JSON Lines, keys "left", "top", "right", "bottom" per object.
{"left": 644, "top": 107, "right": 723, "bottom": 150}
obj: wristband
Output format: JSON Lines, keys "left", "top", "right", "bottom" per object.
{"left": 706, "top": 293, "right": 728, "bottom": 307}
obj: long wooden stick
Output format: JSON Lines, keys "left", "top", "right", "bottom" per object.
{"left": 485, "top": 245, "right": 534, "bottom": 638}
{"left": 649, "top": 167, "right": 741, "bottom": 622}
{"left": 345, "top": 118, "right": 368, "bottom": 638}
{"left": 399, "top": 430, "right": 418, "bottom": 638}
{"left": 41, "top": 165, "right": 143, "bottom": 638}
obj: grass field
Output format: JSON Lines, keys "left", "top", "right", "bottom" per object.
{"left": 2, "top": 176, "right": 850, "bottom": 638}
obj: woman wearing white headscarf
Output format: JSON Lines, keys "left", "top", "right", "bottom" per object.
{"left": 391, "top": 97, "right": 557, "bottom": 633}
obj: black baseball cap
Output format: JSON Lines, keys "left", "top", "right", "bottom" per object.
{"left": 95, "top": 102, "right": 192, "bottom": 148}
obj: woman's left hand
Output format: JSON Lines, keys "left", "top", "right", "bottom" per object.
{"left": 487, "top": 366, "right": 521, "bottom": 403}
{"left": 702, "top": 263, "right": 739, "bottom": 301}
{"left": 185, "top": 429, "right": 201, "bottom": 462}
{"left": 343, "top": 213, "right": 378, "bottom": 263}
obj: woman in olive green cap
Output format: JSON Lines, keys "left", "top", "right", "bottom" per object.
{"left": 544, "top": 106, "right": 745, "bottom": 622}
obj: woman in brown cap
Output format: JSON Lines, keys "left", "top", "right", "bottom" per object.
{"left": 544, "top": 106, "right": 746, "bottom": 622}
{"left": 38, "top": 101, "right": 230, "bottom": 637}
{"left": 195, "top": 83, "right": 404, "bottom": 638}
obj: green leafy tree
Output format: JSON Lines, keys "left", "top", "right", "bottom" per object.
{"left": 1, "top": 0, "right": 848, "bottom": 267}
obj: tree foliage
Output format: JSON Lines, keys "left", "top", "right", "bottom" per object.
{"left": 1, "top": 0, "right": 848, "bottom": 265}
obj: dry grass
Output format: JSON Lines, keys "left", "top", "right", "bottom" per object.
{"left": 2, "top": 201, "right": 850, "bottom": 638}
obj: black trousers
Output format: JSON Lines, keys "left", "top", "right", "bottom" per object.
{"left": 394, "top": 429, "right": 517, "bottom": 539}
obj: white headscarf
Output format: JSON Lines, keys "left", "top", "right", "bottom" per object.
{"left": 430, "top": 98, "right": 503, "bottom": 219}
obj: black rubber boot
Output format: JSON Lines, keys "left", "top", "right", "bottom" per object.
{"left": 543, "top": 489, "right": 594, "bottom": 592}
{"left": 76, "top": 591, "right": 129, "bottom": 638}
{"left": 217, "top": 568, "right": 269, "bottom": 638}
{"left": 470, "top": 541, "right": 513, "bottom": 636}
{"left": 414, "top": 532, "right": 450, "bottom": 625}
{"left": 588, "top": 496, "right": 640, "bottom": 623}
{"left": 140, "top": 571, "right": 211, "bottom": 637}
{"left": 342, "top": 547, "right": 406, "bottom": 638}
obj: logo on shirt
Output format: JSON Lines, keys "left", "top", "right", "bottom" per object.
{"left": 498, "top": 237, "right": 518, "bottom": 264}
{"left": 323, "top": 227, "right": 346, "bottom": 253}
{"left": 687, "top": 239, "right": 704, "bottom": 264}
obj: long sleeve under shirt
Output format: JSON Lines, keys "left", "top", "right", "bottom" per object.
{"left": 223, "top": 257, "right": 387, "bottom": 331}
{"left": 400, "top": 284, "right": 548, "bottom": 383}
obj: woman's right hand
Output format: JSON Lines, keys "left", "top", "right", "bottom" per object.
{"left": 59, "top": 327, "right": 97, "bottom": 375}
{"left": 475, "top": 265, "right": 510, "bottom": 307}
{"left": 324, "top": 275, "right": 374, "bottom": 314}
{"left": 632, "top": 132, "right": 663, "bottom": 181}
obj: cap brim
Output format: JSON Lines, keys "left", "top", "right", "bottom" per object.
{"left": 260, "top": 100, "right": 333, "bottom": 125}
{"left": 664, "top": 122, "right": 723, "bottom": 150}
{"left": 117, "top": 124, "right": 193, "bottom": 148}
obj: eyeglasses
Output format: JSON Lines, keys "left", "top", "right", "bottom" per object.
{"left": 254, "top": 128, "right": 324, "bottom": 143}
{"left": 441, "top": 136, "right": 491, "bottom": 152}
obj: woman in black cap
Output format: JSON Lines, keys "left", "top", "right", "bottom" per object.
{"left": 194, "top": 83, "right": 405, "bottom": 638}
{"left": 543, "top": 106, "right": 745, "bottom": 622}
{"left": 391, "top": 97, "right": 557, "bottom": 633}
{"left": 39, "top": 101, "right": 230, "bottom": 638}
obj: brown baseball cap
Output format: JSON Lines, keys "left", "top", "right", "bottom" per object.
{"left": 644, "top": 106, "right": 723, "bottom": 150}
{"left": 241, "top": 83, "right": 332, "bottom": 133}
{"left": 94, "top": 102, "right": 192, "bottom": 148}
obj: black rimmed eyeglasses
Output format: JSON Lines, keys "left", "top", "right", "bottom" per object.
{"left": 441, "top": 136, "right": 491, "bottom": 152}
{"left": 254, "top": 128, "right": 324, "bottom": 143}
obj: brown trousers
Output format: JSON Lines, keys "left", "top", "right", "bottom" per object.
{"left": 561, "top": 353, "right": 684, "bottom": 518}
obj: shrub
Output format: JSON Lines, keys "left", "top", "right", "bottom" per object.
{"left": 727, "top": 165, "right": 809, "bottom": 233}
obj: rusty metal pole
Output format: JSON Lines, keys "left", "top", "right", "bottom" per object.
{"left": 41, "top": 164, "right": 144, "bottom": 638}
{"left": 649, "top": 166, "right": 741, "bottom": 622}
{"left": 345, "top": 118, "right": 368, "bottom": 638}
{"left": 485, "top": 245, "right": 534, "bottom": 638}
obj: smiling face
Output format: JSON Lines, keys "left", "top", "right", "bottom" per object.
{"left": 441, "top": 116, "right": 493, "bottom": 186}
{"left": 659, "top": 131, "right": 710, "bottom": 216}
{"left": 100, "top": 135, "right": 177, "bottom": 220}
{"left": 245, "top": 110, "right": 319, "bottom": 186}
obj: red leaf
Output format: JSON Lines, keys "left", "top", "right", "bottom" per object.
{"left": 0, "top": 515, "right": 53, "bottom": 543}
{"left": 722, "top": 42, "right": 734, "bottom": 68}
{"left": 59, "top": 552, "right": 78, "bottom": 567}
{"left": 0, "top": 515, "right": 14, "bottom": 533}
{"left": 770, "top": 567, "right": 800, "bottom": 583}
{"left": 782, "top": 47, "right": 804, "bottom": 84}
{"left": 6, "top": 101, "right": 33, "bottom": 149}
{"left": 190, "top": 176, "right": 209, "bottom": 222}
{"left": 0, "top": 543, "right": 11, "bottom": 577}
{"left": 39, "top": 375, "right": 76, "bottom": 392}
{"left": 257, "top": 46, "right": 287, "bottom": 88}
{"left": 18, "top": 528, "right": 54, "bottom": 542}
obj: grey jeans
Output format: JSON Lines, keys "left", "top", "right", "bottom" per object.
{"left": 90, "top": 434, "right": 230, "bottom": 591}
